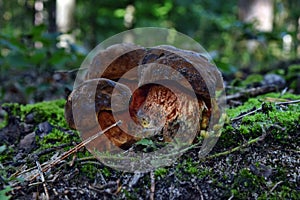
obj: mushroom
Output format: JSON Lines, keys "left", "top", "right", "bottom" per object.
{"left": 65, "top": 43, "right": 224, "bottom": 154}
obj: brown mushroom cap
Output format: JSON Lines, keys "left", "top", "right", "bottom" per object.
{"left": 87, "top": 43, "right": 222, "bottom": 100}
{"left": 65, "top": 43, "right": 224, "bottom": 150}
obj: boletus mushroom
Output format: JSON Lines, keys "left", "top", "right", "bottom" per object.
{"left": 65, "top": 43, "right": 224, "bottom": 154}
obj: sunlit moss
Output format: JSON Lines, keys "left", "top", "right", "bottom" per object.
{"left": 20, "top": 99, "right": 67, "bottom": 127}
{"left": 36, "top": 128, "right": 77, "bottom": 151}
{"left": 227, "top": 92, "right": 300, "bottom": 119}
{"left": 0, "top": 114, "right": 7, "bottom": 129}
{"left": 220, "top": 92, "right": 300, "bottom": 148}
{"left": 154, "top": 167, "right": 168, "bottom": 177}
{"left": 242, "top": 74, "right": 264, "bottom": 86}
{"left": 1, "top": 99, "right": 68, "bottom": 128}
{"left": 287, "top": 64, "right": 300, "bottom": 80}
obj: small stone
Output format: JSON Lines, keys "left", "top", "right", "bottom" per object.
{"left": 36, "top": 121, "right": 53, "bottom": 136}
{"left": 25, "top": 113, "right": 35, "bottom": 124}
{"left": 19, "top": 132, "right": 36, "bottom": 152}
{"left": 262, "top": 74, "right": 286, "bottom": 88}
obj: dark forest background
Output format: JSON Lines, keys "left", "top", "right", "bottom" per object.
{"left": 0, "top": 0, "right": 299, "bottom": 103}
{"left": 0, "top": 1, "right": 300, "bottom": 199}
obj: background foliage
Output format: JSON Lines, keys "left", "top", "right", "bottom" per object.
{"left": 0, "top": 0, "right": 299, "bottom": 103}
{"left": 0, "top": 1, "right": 299, "bottom": 199}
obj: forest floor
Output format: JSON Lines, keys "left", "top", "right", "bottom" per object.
{"left": 0, "top": 68, "right": 300, "bottom": 200}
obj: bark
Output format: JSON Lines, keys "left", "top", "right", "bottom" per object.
{"left": 238, "top": 0, "right": 274, "bottom": 32}
{"left": 56, "top": 0, "right": 75, "bottom": 33}
{"left": 56, "top": 0, "right": 76, "bottom": 47}
{"left": 47, "top": 0, "right": 56, "bottom": 33}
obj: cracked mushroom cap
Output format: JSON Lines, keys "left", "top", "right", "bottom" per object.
{"left": 65, "top": 43, "right": 223, "bottom": 151}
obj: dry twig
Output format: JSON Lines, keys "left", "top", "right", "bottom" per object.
{"left": 35, "top": 160, "right": 49, "bottom": 200}
{"left": 226, "top": 85, "right": 277, "bottom": 102}
{"left": 14, "top": 121, "right": 121, "bottom": 182}
{"left": 205, "top": 129, "right": 266, "bottom": 160}
{"left": 270, "top": 181, "right": 284, "bottom": 192}
{"left": 231, "top": 99, "right": 300, "bottom": 122}
{"left": 150, "top": 171, "right": 155, "bottom": 200}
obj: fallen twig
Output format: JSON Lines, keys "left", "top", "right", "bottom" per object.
{"left": 14, "top": 121, "right": 121, "bottom": 182}
{"left": 231, "top": 99, "right": 300, "bottom": 122}
{"left": 35, "top": 160, "right": 49, "bottom": 200}
{"left": 150, "top": 171, "right": 155, "bottom": 200}
{"left": 231, "top": 107, "right": 262, "bottom": 121}
{"left": 205, "top": 132, "right": 266, "bottom": 160}
{"left": 270, "top": 181, "right": 284, "bottom": 193}
{"left": 274, "top": 99, "right": 300, "bottom": 106}
{"left": 55, "top": 67, "right": 88, "bottom": 74}
{"left": 226, "top": 85, "right": 277, "bottom": 102}
{"left": 129, "top": 172, "right": 143, "bottom": 187}
{"left": 194, "top": 183, "right": 204, "bottom": 200}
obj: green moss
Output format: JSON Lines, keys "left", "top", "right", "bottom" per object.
{"left": 80, "top": 164, "right": 114, "bottom": 180}
{"left": 231, "top": 168, "right": 266, "bottom": 198}
{"left": 229, "top": 167, "right": 300, "bottom": 199}
{"left": 198, "top": 168, "right": 212, "bottom": 179}
{"left": 265, "top": 185, "right": 300, "bottom": 199}
{"left": 0, "top": 100, "right": 84, "bottom": 165}
{"left": 0, "top": 122, "right": 6, "bottom": 129}
{"left": 286, "top": 64, "right": 300, "bottom": 81}
{"left": 101, "top": 167, "right": 111, "bottom": 177}
{"left": 239, "top": 125, "right": 250, "bottom": 135}
{"left": 227, "top": 98, "right": 261, "bottom": 119}
{"left": 216, "top": 93, "right": 300, "bottom": 198}
{"left": 174, "top": 157, "right": 207, "bottom": 179}
{"left": 1, "top": 99, "right": 68, "bottom": 128}
{"left": 1, "top": 94, "right": 299, "bottom": 199}
{"left": 20, "top": 99, "right": 67, "bottom": 127}
{"left": 219, "top": 92, "right": 300, "bottom": 149}
{"left": 242, "top": 113, "right": 267, "bottom": 123}
{"left": 154, "top": 167, "right": 168, "bottom": 177}
{"left": 263, "top": 92, "right": 300, "bottom": 99}
{"left": 36, "top": 128, "right": 77, "bottom": 151}
{"left": 0, "top": 145, "right": 14, "bottom": 163}
{"left": 182, "top": 158, "right": 198, "bottom": 175}
{"left": 227, "top": 92, "right": 299, "bottom": 119}
{"left": 76, "top": 154, "right": 114, "bottom": 179}
{"left": 79, "top": 163, "right": 100, "bottom": 179}
{"left": 243, "top": 74, "right": 264, "bottom": 86}
{"left": 0, "top": 186, "right": 12, "bottom": 200}
{"left": 0, "top": 111, "right": 8, "bottom": 129}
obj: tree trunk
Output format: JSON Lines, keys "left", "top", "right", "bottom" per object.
{"left": 56, "top": 0, "right": 76, "bottom": 47}
{"left": 238, "top": 0, "right": 274, "bottom": 32}
{"left": 47, "top": 0, "right": 56, "bottom": 33}
{"left": 56, "top": 0, "right": 75, "bottom": 33}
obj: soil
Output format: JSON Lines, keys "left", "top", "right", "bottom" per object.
{"left": 0, "top": 71, "right": 299, "bottom": 200}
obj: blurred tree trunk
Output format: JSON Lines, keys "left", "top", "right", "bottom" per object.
{"left": 298, "top": 17, "right": 300, "bottom": 56}
{"left": 47, "top": 0, "right": 56, "bottom": 33}
{"left": 238, "top": 0, "right": 274, "bottom": 54}
{"left": 33, "top": 0, "right": 44, "bottom": 26}
{"left": 238, "top": 0, "right": 274, "bottom": 32}
{"left": 56, "top": 0, "right": 75, "bottom": 47}
{"left": 26, "top": 1, "right": 35, "bottom": 27}
{"left": 56, "top": 0, "right": 75, "bottom": 33}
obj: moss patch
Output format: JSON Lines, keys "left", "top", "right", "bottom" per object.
{"left": 2, "top": 99, "right": 68, "bottom": 127}
{"left": 1, "top": 92, "right": 299, "bottom": 199}
{"left": 221, "top": 92, "right": 300, "bottom": 148}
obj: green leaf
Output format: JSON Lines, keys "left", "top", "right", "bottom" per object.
{"left": 49, "top": 50, "right": 69, "bottom": 68}
{"left": 31, "top": 49, "right": 47, "bottom": 64}
{"left": 5, "top": 53, "right": 31, "bottom": 69}
{"left": 0, "top": 186, "right": 12, "bottom": 200}
{"left": 0, "top": 145, "right": 6, "bottom": 154}
{"left": 135, "top": 138, "right": 155, "bottom": 146}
